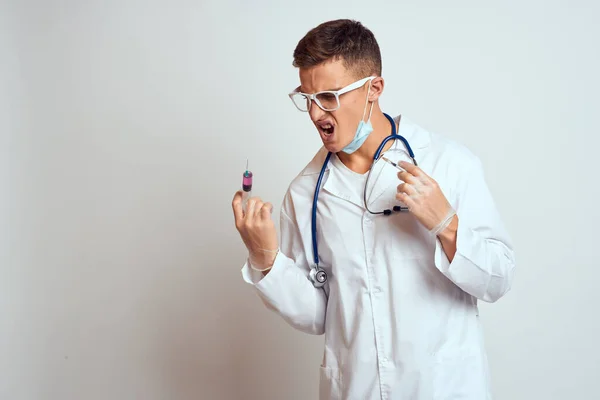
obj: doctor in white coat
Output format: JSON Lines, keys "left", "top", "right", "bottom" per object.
{"left": 232, "top": 19, "right": 515, "bottom": 400}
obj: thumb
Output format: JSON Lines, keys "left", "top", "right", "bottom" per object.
{"left": 232, "top": 190, "right": 244, "bottom": 224}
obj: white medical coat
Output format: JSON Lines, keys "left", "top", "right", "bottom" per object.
{"left": 241, "top": 115, "right": 515, "bottom": 400}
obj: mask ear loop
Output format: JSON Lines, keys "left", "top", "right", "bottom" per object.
{"left": 361, "top": 81, "right": 375, "bottom": 123}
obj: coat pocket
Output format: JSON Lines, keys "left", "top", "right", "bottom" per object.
{"left": 319, "top": 366, "right": 342, "bottom": 400}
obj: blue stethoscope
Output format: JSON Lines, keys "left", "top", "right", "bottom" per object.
{"left": 309, "top": 113, "right": 418, "bottom": 288}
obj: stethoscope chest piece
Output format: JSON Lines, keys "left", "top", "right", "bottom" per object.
{"left": 309, "top": 265, "right": 327, "bottom": 288}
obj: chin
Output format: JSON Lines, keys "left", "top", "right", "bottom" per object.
{"left": 320, "top": 133, "right": 347, "bottom": 154}
{"left": 322, "top": 141, "right": 342, "bottom": 153}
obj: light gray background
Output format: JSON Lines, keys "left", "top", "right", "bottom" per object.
{"left": 1, "top": 0, "right": 599, "bottom": 399}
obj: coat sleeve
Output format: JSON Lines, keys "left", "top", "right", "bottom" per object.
{"left": 433, "top": 156, "right": 516, "bottom": 303}
{"left": 240, "top": 191, "right": 327, "bottom": 335}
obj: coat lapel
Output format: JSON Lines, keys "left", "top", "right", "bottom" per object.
{"left": 321, "top": 156, "right": 366, "bottom": 208}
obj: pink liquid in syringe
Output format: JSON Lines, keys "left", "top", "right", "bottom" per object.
{"left": 242, "top": 170, "right": 253, "bottom": 192}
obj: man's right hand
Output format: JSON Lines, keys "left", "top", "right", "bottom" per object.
{"left": 232, "top": 190, "right": 279, "bottom": 270}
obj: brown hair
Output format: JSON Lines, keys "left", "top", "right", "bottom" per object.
{"left": 292, "top": 19, "right": 382, "bottom": 78}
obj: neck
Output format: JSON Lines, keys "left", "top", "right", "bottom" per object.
{"left": 337, "top": 107, "right": 395, "bottom": 174}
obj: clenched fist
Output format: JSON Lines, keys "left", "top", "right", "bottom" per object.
{"left": 232, "top": 190, "right": 279, "bottom": 270}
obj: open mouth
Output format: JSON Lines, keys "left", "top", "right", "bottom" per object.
{"left": 317, "top": 121, "right": 335, "bottom": 137}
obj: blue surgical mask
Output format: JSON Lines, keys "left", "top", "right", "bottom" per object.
{"left": 341, "top": 83, "right": 375, "bottom": 154}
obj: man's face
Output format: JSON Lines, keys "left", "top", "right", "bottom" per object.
{"left": 298, "top": 59, "right": 374, "bottom": 153}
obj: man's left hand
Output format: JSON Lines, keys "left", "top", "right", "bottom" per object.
{"left": 395, "top": 161, "right": 454, "bottom": 232}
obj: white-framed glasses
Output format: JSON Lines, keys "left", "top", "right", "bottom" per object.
{"left": 288, "top": 76, "right": 375, "bottom": 112}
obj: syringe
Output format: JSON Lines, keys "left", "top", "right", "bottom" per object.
{"left": 241, "top": 160, "right": 253, "bottom": 213}
{"left": 381, "top": 156, "right": 406, "bottom": 172}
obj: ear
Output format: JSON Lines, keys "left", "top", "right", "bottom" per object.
{"left": 368, "top": 76, "right": 385, "bottom": 102}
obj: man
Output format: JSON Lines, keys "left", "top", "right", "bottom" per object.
{"left": 232, "top": 19, "right": 515, "bottom": 400}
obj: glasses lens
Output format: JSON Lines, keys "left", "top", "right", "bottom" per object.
{"left": 315, "top": 92, "right": 339, "bottom": 111}
{"left": 291, "top": 93, "right": 309, "bottom": 111}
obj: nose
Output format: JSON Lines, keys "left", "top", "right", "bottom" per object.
{"left": 308, "top": 100, "right": 326, "bottom": 122}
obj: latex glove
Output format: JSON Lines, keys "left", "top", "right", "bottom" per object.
{"left": 395, "top": 161, "right": 456, "bottom": 236}
{"left": 232, "top": 190, "right": 279, "bottom": 270}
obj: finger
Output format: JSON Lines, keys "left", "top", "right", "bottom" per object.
{"left": 397, "top": 183, "right": 416, "bottom": 196}
{"left": 247, "top": 197, "right": 264, "bottom": 221}
{"left": 399, "top": 161, "right": 426, "bottom": 178}
{"left": 253, "top": 200, "right": 264, "bottom": 218}
{"left": 260, "top": 202, "right": 273, "bottom": 219}
{"left": 232, "top": 191, "right": 244, "bottom": 224}
{"left": 396, "top": 191, "right": 416, "bottom": 210}
{"left": 397, "top": 170, "right": 416, "bottom": 184}
{"left": 245, "top": 197, "right": 259, "bottom": 222}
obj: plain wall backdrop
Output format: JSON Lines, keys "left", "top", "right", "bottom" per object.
{"left": 2, "top": 0, "right": 599, "bottom": 399}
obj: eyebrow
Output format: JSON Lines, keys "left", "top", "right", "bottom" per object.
{"left": 299, "top": 85, "right": 343, "bottom": 93}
